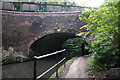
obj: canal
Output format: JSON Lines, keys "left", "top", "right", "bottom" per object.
{"left": 2, "top": 55, "right": 64, "bottom": 78}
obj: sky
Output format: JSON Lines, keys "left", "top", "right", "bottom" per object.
{"left": 70, "top": 0, "right": 105, "bottom": 7}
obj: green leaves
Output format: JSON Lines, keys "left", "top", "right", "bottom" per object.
{"left": 80, "top": 16, "right": 89, "bottom": 23}
{"left": 79, "top": 2, "right": 120, "bottom": 73}
{"left": 2, "top": 47, "right": 27, "bottom": 64}
{"left": 82, "top": 10, "right": 91, "bottom": 15}
{"left": 62, "top": 38, "right": 86, "bottom": 59}
{"left": 8, "top": 46, "right": 14, "bottom": 54}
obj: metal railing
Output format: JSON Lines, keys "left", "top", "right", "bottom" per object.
{"left": 33, "top": 49, "right": 66, "bottom": 80}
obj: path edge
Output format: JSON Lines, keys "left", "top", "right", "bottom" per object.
{"left": 49, "top": 57, "right": 76, "bottom": 79}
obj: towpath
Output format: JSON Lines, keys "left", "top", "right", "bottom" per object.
{"left": 59, "top": 56, "right": 90, "bottom": 78}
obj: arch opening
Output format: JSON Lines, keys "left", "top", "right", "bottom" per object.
{"left": 29, "top": 32, "right": 84, "bottom": 58}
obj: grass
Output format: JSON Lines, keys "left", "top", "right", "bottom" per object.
{"left": 49, "top": 57, "right": 76, "bottom": 79}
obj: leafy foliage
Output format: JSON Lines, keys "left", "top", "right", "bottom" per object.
{"left": 14, "top": 4, "right": 20, "bottom": 11}
{"left": 78, "top": 2, "right": 120, "bottom": 72}
{"left": 62, "top": 38, "right": 86, "bottom": 59}
{"left": 2, "top": 46, "right": 27, "bottom": 64}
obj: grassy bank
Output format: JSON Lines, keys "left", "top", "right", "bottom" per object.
{"left": 49, "top": 57, "right": 76, "bottom": 79}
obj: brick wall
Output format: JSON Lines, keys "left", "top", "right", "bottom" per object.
{"left": 2, "top": 11, "right": 88, "bottom": 55}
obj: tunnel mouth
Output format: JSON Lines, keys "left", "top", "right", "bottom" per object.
{"left": 29, "top": 32, "right": 83, "bottom": 58}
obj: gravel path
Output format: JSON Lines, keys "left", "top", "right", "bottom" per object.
{"left": 60, "top": 56, "right": 89, "bottom": 78}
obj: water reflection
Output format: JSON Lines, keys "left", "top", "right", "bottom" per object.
{"left": 2, "top": 56, "right": 57, "bottom": 78}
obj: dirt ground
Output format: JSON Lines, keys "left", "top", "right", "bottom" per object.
{"left": 59, "top": 56, "right": 90, "bottom": 78}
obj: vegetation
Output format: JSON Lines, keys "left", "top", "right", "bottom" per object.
{"left": 14, "top": 4, "right": 20, "bottom": 11}
{"left": 62, "top": 38, "right": 87, "bottom": 59}
{"left": 2, "top": 46, "right": 27, "bottom": 64}
{"left": 13, "top": 2, "right": 78, "bottom": 12}
{"left": 50, "top": 57, "right": 76, "bottom": 78}
{"left": 78, "top": 1, "right": 120, "bottom": 75}
{"left": 44, "top": 2, "right": 78, "bottom": 6}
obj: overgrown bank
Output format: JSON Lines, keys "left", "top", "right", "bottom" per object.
{"left": 49, "top": 57, "right": 76, "bottom": 78}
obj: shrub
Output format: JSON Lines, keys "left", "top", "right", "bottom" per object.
{"left": 2, "top": 46, "right": 27, "bottom": 64}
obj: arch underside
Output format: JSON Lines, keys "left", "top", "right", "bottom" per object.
{"left": 30, "top": 32, "right": 83, "bottom": 57}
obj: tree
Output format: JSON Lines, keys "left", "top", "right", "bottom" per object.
{"left": 78, "top": 1, "right": 120, "bottom": 72}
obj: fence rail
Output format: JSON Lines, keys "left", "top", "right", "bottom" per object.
{"left": 34, "top": 49, "right": 65, "bottom": 59}
{"left": 37, "top": 57, "right": 66, "bottom": 79}
{"left": 33, "top": 49, "right": 66, "bottom": 80}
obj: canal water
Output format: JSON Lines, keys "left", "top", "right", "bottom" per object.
{"left": 2, "top": 55, "right": 64, "bottom": 78}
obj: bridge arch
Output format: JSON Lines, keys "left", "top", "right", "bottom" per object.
{"left": 29, "top": 32, "right": 84, "bottom": 58}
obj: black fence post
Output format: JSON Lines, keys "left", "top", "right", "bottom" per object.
{"left": 56, "top": 54, "right": 58, "bottom": 77}
{"left": 64, "top": 58, "right": 66, "bottom": 68}
{"left": 34, "top": 57, "right": 37, "bottom": 80}
{"left": 63, "top": 51, "right": 66, "bottom": 68}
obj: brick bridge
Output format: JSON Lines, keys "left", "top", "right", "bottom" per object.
{"left": 2, "top": 11, "right": 94, "bottom": 55}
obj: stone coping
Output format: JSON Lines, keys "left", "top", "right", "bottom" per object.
{"left": 0, "top": 10, "right": 82, "bottom": 14}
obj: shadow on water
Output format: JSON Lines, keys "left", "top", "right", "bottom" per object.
{"left": 2, "top": 55, "right": 63, "bottom": 78}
